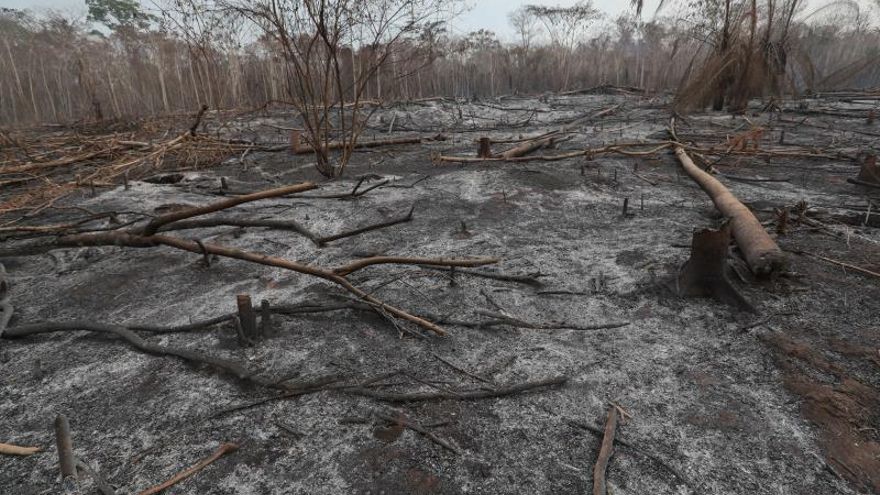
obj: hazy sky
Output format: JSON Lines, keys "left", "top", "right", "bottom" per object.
{"left": 0, "top": 0, "right": 663, "bottom": 38}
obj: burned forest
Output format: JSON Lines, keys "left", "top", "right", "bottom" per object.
{"left": 1, "top": 0, "right": 879, "bottom": 494}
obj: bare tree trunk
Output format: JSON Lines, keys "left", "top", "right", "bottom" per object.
{"left": 41, "top": 58, "right": 58, "bottom": 121}
{"left": 106, "top": 68, "right": 121, "bottom": 118}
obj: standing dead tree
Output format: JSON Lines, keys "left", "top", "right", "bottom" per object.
{"left": 525, "top": 1, "right": 601, "bottom": 91}
{"left": 226, "top": 0, "right": 453, "bottom": 178}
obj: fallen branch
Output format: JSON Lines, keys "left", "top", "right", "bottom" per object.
{"left": 473, "top": 310, "right": 630, "bottom": 331}
{"left": 334, "top": 255, "right": 498, "bottom": 277}
{"left": 126, "top": 301, "right": 378, "bottom": 335}
{"left": 346, "top": 375, "right": 567, "bottom": 402}
{"left": 373, "top": 410, "right": 461, "bottom": 455}
{"left": 567, "top": 419, "right": 692, "bottom": 490}
{"left": 127, "top": 314, "right": 237, "bottom": 334}
{"left": 140, "top": 182, "right": 317, "bottom": 235}
{"left": 4, "top": 321, "right": 252, "bottom": 379}
{"left": 431, "top": 353, "right": 495, "bottom": 386}
{"left": 316, "top": 206, "right": 415, "bottom": 245}
{"left": 592, "top": 406, "right": 619, "bottom": 495}
{"left": 417, "top": 265, "right": 545, "bottom": 286}
{"left": 136, "top": 442, "right": 238, "bottom": 495}
{"left": 157, "top": 216, "right": 321, "bottom": 244}
{"left": 497, "top": 133, "right": 562, "bottom": 160}
{"left": 149, "top": 235, "right": 485, "bottom": 335}
{"left": 287, "top": 135, "right": 425, "bottom": 154}
{"left": 791, "top": 250, "right": 880, "bottom": 279}
{"left": 436, "top": 143, "right": 671, "bottom": 164}
{"left": 210, "top": 374, "right": 346, "bottom": 418}
{"left": 0, "top": 442, "right": 40, "bottom": 456}
{"left": 670, "top": 118, "right": 786, "bottom": 277}
{"left": 0, "top": 181, "right": 500, "bottom": 335}
{"left": 559, "top": 104, "right": 620, "bottom": 131}
{"left": 152, "top": 207, "right": 414, "bottom": 247}
{"left": 295, "top": 178, "right": 389, "bottom": 199}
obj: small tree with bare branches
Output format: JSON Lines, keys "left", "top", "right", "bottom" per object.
{"left": 226, "top": 0, "right": 453, "bottom": 178}
{"left": 526, "top": 1, "right": 601, "bottom": 91}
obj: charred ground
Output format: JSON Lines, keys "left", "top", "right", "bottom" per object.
{"left": 1, "top": 93, "right": 878, "bottom": 494}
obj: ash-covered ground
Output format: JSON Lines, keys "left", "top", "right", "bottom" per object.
{"left": 1, "top": 94, "right": 879, "bottom": 494}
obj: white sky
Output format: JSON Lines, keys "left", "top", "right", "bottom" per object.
{"left": 0, "top": 0, "right": 666, "bottom": 39}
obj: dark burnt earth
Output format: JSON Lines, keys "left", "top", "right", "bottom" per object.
{"left": 1, "top": 94, "right": 878, "bottom": 494}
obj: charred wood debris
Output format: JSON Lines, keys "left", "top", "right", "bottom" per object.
{"left": 1, "top": 88, "right": 879, "bottom": 493}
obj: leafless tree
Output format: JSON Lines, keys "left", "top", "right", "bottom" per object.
{"left": 223, "top": 0, "right": 454, "bottom": 178}
{"left": 526, "top": 1, "right": 601, "bottom": 90}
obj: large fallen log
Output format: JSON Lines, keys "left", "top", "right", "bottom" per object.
{"left": 670, "top": 120, "right": 786, "bottom": 277}
{"left": 496, "top": 132, "right": 561, "bottom": 160}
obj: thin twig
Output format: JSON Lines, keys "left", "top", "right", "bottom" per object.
{"left": 316, "top": 206, "right": 414, "bottom": 245}
{"left": 592, "top": 406, "right": 619, "bottom": 495}
{"left": 792, "top": 249, "right": 880, "bottom": 279}
{"left": 346, "top": 375, "right": 567, "bottom": 402}
{"left": 431, "top": 353, "right": 495, "bottom": 386}
{"left": 136, "top": 443, "right": 238, "bottom": 495}
{"left": 417, "top": 265, "right": 544, "bottom": 286}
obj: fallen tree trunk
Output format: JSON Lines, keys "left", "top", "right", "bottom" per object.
{"left": 671, "top": 125, "right": 786, "bottom": 277}
{"left": 497, "top": 132, "right": 561, "bottom": 160}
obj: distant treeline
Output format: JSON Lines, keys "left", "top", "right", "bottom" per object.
{"left": 0, "top": 2, "right": 878, "bottom": 126}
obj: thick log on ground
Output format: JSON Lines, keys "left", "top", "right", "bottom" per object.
{"left": 673, "top": 145, "right": 786, "bottom": 277}
{"left": 497, "top": 132, "right": 561, "bottom": 160}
